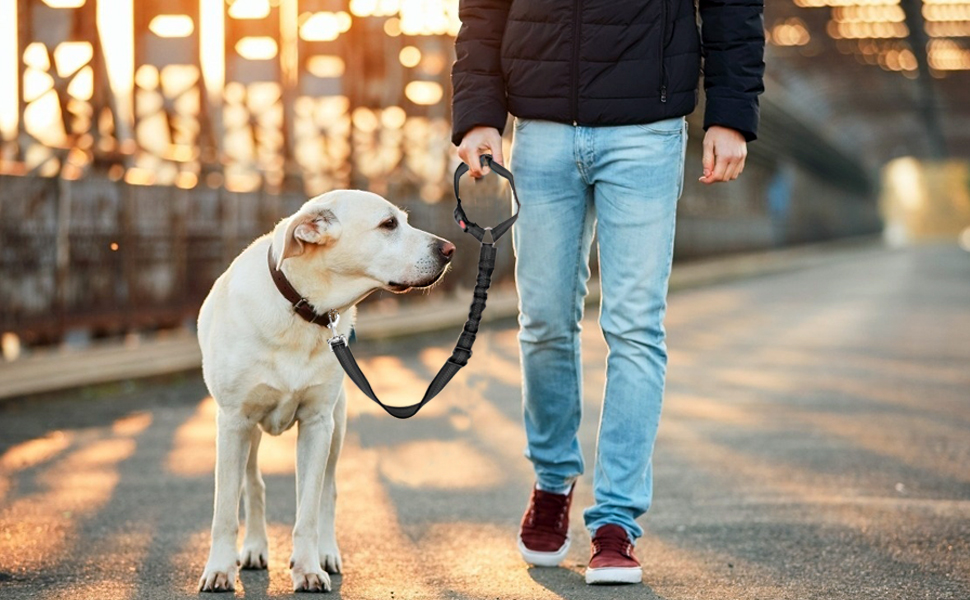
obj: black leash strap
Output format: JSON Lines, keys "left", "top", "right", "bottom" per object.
{"left": 329, "top": 154, "right": 520, "bottom": 418}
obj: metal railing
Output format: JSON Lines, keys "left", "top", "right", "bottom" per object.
{"left": 0, "top": 173, "right": 516, "bottom": 345}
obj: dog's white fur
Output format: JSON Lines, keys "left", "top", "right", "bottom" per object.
{"left": 196, "top": 190, "right": 453, "bottom": 592}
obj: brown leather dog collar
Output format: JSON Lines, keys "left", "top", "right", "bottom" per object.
{"left": 267, "top": 244, "right": 337, "bottom": 327}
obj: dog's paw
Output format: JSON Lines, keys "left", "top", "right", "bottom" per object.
{"left": 319, "top": 544, "right": 342, "bottom": 574}
{"left": 198, "top": 563, "right": 238, "bottom": 593}
{"left": 239, "top": 539, "right": 269, "bottom": 570}
{"left": 291, "top": 569, "right": 332, "bottom": 593}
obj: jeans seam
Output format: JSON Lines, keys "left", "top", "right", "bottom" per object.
{"left": 676, "top": 122, "right": 687, "bottom": 200}
{"left": 633, "top": 116, "right": 684, "bottom": 135}
{"left": 573, "top": 191, "right": 589, "bottom": 327}
{"left": 567, "top": 187, "right": 591, "bottom": 487}
{"left": 574, "top": 127, "right": 591, "bottom": 185}
{"left": 634, "top": 125, "right": 682, "bottom": 135}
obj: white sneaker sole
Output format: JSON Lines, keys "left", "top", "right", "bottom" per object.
{"left": 517, "top": 535, "right": 570, "bottom": 567}
{"left": 585, "top": 566, "right": 643, "bottom": 584}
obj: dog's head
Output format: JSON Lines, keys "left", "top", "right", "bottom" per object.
{"left": 273, "top": 190, "right": 454, "bottom": 299}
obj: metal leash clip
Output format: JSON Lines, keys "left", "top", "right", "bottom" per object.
{"left": 326, "top": 309, "right": 345, "bottom": 347}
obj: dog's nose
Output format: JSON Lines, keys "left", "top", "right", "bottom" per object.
{"left": 438, "top": 241, "right": 456, "bottom": 261}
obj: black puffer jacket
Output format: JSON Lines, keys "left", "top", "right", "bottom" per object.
{"left": 451, "top": 0, "right": 765, "bottom": 144}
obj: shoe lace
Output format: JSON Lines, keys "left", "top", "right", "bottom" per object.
{"left": 592, "top": 534, "right": 631, "bottom": 558}
{"left": 527, "top": 491, "right": 569, "bottom": 531}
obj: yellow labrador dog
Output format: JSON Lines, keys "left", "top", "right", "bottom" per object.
{"left": 197, "top": 191, "right": 454, "bottom": 592}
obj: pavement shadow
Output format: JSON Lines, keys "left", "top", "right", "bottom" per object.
{"left": 237, "top": 569, "right": 345, "bottom": 599}
{"left": 238, "top": 568, "right": 271, "bottom": 597}
{"left": 527, "top": 566, "right": 669, "bottom": 600}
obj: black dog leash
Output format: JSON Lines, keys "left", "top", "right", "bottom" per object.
{"left": 268, "top": 155, "right": 519, "bottom": 419}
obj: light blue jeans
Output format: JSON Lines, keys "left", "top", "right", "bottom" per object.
{"left": 509, "top": 116, "right": 688, "bottom": 542}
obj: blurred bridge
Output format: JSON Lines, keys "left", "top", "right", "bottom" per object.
{"left": 0, "top": 0, "right": 968, "bottom": 346}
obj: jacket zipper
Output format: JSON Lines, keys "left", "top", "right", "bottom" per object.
{"left": 571, "top": 0, "right": 582, "bottom": 125}
{"left": 659, "top": 0, "right": 668, "bottom": 103}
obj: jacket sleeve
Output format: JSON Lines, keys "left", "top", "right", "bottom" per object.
{"left": 697, "top": 0, "right": 766, "bottom": 142}
{"left": 451, "top": 0, "right": 512, "bottom": 146}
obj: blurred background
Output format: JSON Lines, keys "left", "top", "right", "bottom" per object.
{"left": 0, "top": 3, "right": 968, "bottom": 599}
{"left": 0, "top": 0, "right": 968, "bottom": 356}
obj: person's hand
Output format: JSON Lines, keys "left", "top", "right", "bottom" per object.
{"left": 699, "top": 126, "right": 747, "bottom": 184}
{"left": 457, "top": 126, "right": 504, "bottom": 178}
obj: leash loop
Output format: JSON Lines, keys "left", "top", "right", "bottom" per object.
{"left": 326, "top": 153, "right": 519, "bottom": 418}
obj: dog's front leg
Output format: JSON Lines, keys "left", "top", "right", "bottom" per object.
{"left": 291, "top": 413, "right": 334, "bottom": 593}
{"left": 318, "top": 389, "right": 346, "bottom": 574}
{"left": 240, "top": 426, "right": 269, "bottom": 569}
{"left": 199, "top": 409, "right": 252, "bottom": 593}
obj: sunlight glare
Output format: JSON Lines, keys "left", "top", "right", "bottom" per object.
{"left": 235, "top": 36, "right": 278, "bottom": 60}
{"left": 306, "top": 55, "right": 345, "bottom": 78}
{"left": 53, "top": 41, "right": 93, "bottom": 78}
{"left": 399, "top": 45, "right": 421, "bottom": 67}
{"left": 300, "top": 11, "right": 351, "bottom": 41}
{"left": 97, "top": 0, "right": 133, "bottom": 134}
{"left": 41, "top": 0, "right": 84, "bottom": 7}
{"left": 149, "top": 14, "right": 195, "bottom": 38}
{"left": 405, "top": 80, "right": 443, "bottom": 105}
{"left": 66, "top": 65, "right": 94, "bottom": 100}
{"left": 228, "top": 0, "right": 270, "bottom": 20}
{"left": 0, "top": 0, "right": 17, "bottom": 140}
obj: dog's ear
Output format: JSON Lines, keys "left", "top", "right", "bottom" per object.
{"left": 278, "top": 208, "right": 340, "bottom": 269}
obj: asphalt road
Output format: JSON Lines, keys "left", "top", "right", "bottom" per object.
{"left": 1, "top": 244, "right": 968, "bottom": 600}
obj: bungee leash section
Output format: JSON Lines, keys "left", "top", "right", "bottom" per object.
{"left": 268, "top": 154, "right": 520, "bottom": 419}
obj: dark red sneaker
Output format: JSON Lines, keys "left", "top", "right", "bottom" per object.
{"left": 585, "top": 524, "right": 642, "bottom": 584}
{"left": 517, "top": 483, "right": 574, "bottom": 567}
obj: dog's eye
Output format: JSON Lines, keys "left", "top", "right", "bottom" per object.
{"left": 380, "top": 217, "right": 398, "bottom": 230}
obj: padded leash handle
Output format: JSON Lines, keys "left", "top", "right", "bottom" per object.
{"left": 328, "top": 155, "right": 517, "bottom": 419}
{"left": 453, "top": 154, "right": 521, "bottom": 243}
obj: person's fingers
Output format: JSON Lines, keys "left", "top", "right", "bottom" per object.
{"left": 734, "top": 156, "right": 744, "bottom": 179}
{"left": 468, "top": 145, "right": 484, "bottom": 178}
{"left": 709, "top": 150, "right": 730, "bottom": 183}
{"left": 479, "top": 145, "right": 491, "bottom": 176}
{"left": 458, "top": 128, "right": 506, "bottom": 180}
{"left": 477, "top": 137, "right": 503, "bottom": 177}
{"left": 459, "top": 142, "right": 482, "bottom": 177}
{"left": 699, "top": 131, "right": 748, "bottom": 184}
{"left": 482, "top": 134, "right": 504, "bottom": 176}
{"left": 490, "top": 136, "right": 505, "bottom": 167}
{"left": 731, "top": 147, "right": 748, "bottom": 180}
{"left": 458, "top": 135, "right": 485, "bottom": 177}
{"left": 726, "top": 145, "right": 743, "bottom": 180}
{"left": 700, "top": 138, "right": 715, "bottom": 182}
